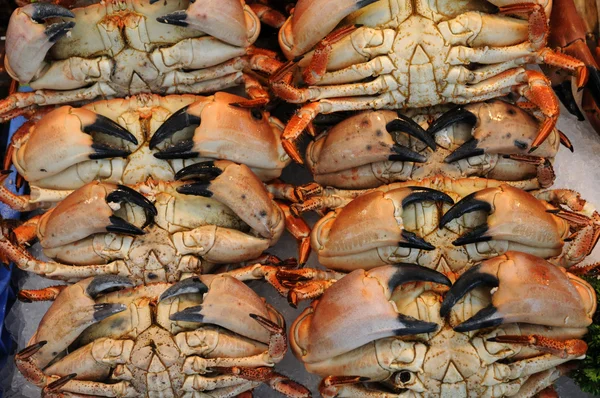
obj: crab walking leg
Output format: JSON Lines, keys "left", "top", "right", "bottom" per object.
{"left": 0, "top": 83, "right": 117, "bottom": 123}
{"left": 183, "top": 374, "right": 260, "bottom": 392}
{"left": 169, "top": 72, "right": 245, "bottom": 95}
{"left": 172, "top": 226, "right": 272, "bottom": 264}
{"left": 278, "top": 202, "right": 312, "bottom": 264}
{"left": 18, "top": 284, "right": 67, "bottom": 302}
{"left": 215, "top": 264, "right": 291, "bottom": 298}
{"left": 0, "top": 235, "right": 131, "bottom": 282}
{"left": 181, "top": 381, "right": 261, "bottom": 397}
{"left": 41, "top": 377, "right": 137, "bottom": 397}
{"left": 178, "top": 316, "right": 287, "bottom": 372}
{"left": 217, "top": 367, "right": 310, "bottom": 398}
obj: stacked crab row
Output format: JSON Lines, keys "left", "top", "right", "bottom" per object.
{"left": 1, "top": 0, "right": 600, "bottom": 397}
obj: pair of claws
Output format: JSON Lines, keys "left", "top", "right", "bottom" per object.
{"left": 71, "top": 161, "right": 240, "bottom": 237}
{"left": 17, "top": 274, "right": 292, "bottom": 395}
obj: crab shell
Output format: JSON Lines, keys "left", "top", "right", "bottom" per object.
{"left": 311, "top": 183, "right": 570, "bottom": 272}
{"left": 306, "top": 100, "right": 559, "bottom": 189}
{"left": 290, "top": 253, "right": 595, "bottom": 395}
{"left": 12, "top": 92, "right": 289, "bottom": 193}
{"left": 20, "top": 274, "right": 294, "bottom": 397}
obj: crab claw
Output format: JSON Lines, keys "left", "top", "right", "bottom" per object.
{"left": 176, "top": 161, "right": 282, "bottom": 239}
{"left": 305, "top": 111, "right": 428, "bottom": 181}
{"left": 313, "top": 187, "right": 453, "bottom": 271}
{"left": 37, "top": 181, "right": 156, "bottom": 249}
{"left": 169, "top": 274, "right": 275, "bottom": 343}
{"left": 21, "top": 276, "right": 130, "bottom": 368}
{"left": 158, "top": 276, "right": 208, "bottom": 302}
{"left": 13, "top": 106, "right": 137, "bottom": 185}
{"left": 291, "top": 264, "right": 447, "bottom": 364}
{"left": 439, "top": 185, "right": 566, "bottom": 253}
{"left": 386, "top": 113, "right": 437, "bottom": 151}
{"left": 156, "top": 0, "right": 260, "bottom": 47}
{"left": 430, "top": 100, "right": 558, "bottom": 163}
{"left": 278, "top": 0, "right": 379, "bottom": 58}
{"left": 440, "top": 252, "right": 595, "bottom": 332}
{"left": 5, "top": 3, "right": 75, "bottom": 83}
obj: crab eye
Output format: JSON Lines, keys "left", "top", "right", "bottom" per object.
{"left": 395, "top": 371, "right": 414, "bottom": 384}
{"left": 251, "top": 108, "right": 263, "bottom": 120}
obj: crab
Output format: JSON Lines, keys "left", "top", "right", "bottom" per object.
{"left": 306, "top": 99, "right": 565, "bottom": 190}
{"left": 0, "top": 92, "right": 291, "bottom": 211}
{"left": 289, "top": 252, "right": 597, "bottom": 397}
{"left": 0, "top": 160, "right": 312, "bottom": 285}
{"left": 269, "top": 0, "right": 597, "bottom": 163}
{"left": 0, "top": 0, "right": 286, "bottom": 120}
{"left": 278, "top": 177, "right": 600, "bottom": 304}
{"left": 545, "top": 0, "right": 600, "bottom": 133}
{"left": 15, "top": 274, "right": 311, "bottom": 397}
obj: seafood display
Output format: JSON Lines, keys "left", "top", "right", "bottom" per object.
{"left": 1, "top": 0, "right": 600, "bottom": 397}
{"left": 306, "top": 99, "right": 561, "bottom": 189}
{"left": 15, "top": 275, "right": 310, "bottom": 397}
{"left": 0, "top": 0, "right": 285, "bottom": 119}
{"left": 0, "top": 162, "right": 298, "bottom": 284}
{"left": 271, "top": 0, "right": 596, "bottom": 163}
{"left": 290, "top": 253, "right": 596, "bottom": 397}
{"left": 0, "top": 92, "right": 290, "bottom": 211}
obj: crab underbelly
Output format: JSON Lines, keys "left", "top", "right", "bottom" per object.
{"left": 389, "top": 15, "right": 449, "bottom": 107}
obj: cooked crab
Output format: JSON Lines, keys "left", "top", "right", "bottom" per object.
{"left": 0, "top": 0, "right": 285, "bottom": 119}
{"left": 271, "top": 0, "right": 595, "bottom": 163}
{"left": 290, "top": 252, "right": 596, "bottom": 397}
{"left": 278, "top": 178, "right": 600, "bottom": 304}
{"left": 306, "top": 99, "right": 563, "bottom": 190}
{"left": 0, "top": 93, "right": 291, "bottom": 211}
{"left": 0, "top": 161, "right": 313, "bottom": 285}
{"left": 15, "top": 274, "right": 310, "bottom": 397}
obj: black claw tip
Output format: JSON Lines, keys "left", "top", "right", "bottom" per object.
{"left": 45, "top": 21, "right": 75, "bottom": 42}
{"left": 84, "top": 114, "right": 138, "bottom": 145}
{"left": 90, "top": 143, "right": 131, "bottom": 160}
{"left": 156, "top": 10, "right": 189, "bottom": 27}
{"left": 174, "top": 161, "right": 223, "bottom": 181}
{"left": 170, "top": 305, "right": 205, "bottom": 322}
{"left": 428, "top": 106, "right": 478, "bottom": 136}
{"left": 17, "top": 341, "right": 47, "bottom": 359}
{"left": 585, "top": 65, "right": 600, "bottom": 107}
{"left": 106, "top": 185, "right": 158, "bottom": 223}
{"left": 93, "top": 303, "right": 127, "bottom": 321}
{"left": 153, "top": 140, "right": 197, "bottom": 160}
{"left": 553, "top": 82, "right": 585, "bottom": 121}
{"left": 439, "top": 192, "right": 492, "bottom": 228}
{"left": 386, "top": 114, "right": 436, "bottom": 150}
{"left": 402, "top": 187, "right": 454, "bottom": 208}
{"left": 395, "top": 314, "right": 438, "bottom": 335}
{"left": 150, "top": 105, "right": 201, "bottom": 149}
{"left": 46, "top": 373, "right": 77, "bottom": 392}
{"left": 454, "top": 305, "right": 503, "bottom": 332}
{"left": 389, "top": 144, "right": 427, "bottom": 163}
{"left": 388, "top": 263, "right": 452, "bottom": 291}
{"left": 86, "top": 275, "right": 133, "bottom": 299}
{"left": 444, "top": 139, "right": 484, "bottom": 163}
{"left": 399, "top": 230, "right": 435, "bottom": 251}
{"left": 107, "top": 215, "right": 145, "bottom": 236}
{"left": 32, "top": 3, "right": 74, "bottom": 22}
{"left": 452, "top": 224, "right": 490, "bottom": 246}
{"left": 159, "top": 276, "right": 208, "bottom": 302}
{"left": 176, "top": 182, "right": 213, "bottom": 197}
{"left": 439, "top": 264, "right": 499, "bottom": 318}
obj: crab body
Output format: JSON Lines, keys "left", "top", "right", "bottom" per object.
{"left": 290, "top": 254, "right": 596, "bottom": 397}
{"left": 1, "top": 0, "right": 283, "bottom": 119}
{"left": 2, "top": 93, "right": 289, "bottom": 211}
{"left": 1, "top": 161, "right": 289, "bottom": 284}
{"left": 306, "top": 100, "right": 560, "bottom": 189}
{"left": 291, "top": 177, "right": 599, "bottom": 275}
{"left": 273, "top": 0, "right": 591, "bottom": 163}
{"left": 16, "top": 275, "right": 309, "bottom": 397}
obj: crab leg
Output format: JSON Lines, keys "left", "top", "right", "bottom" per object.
{"left": 0, "top": 83, "right": 117, "bottom": 123}
{"left": 42, "top": 376, "right": 137, "bottom": 397}
{"left": 216, "top": 367, "right": 310, "bottom": 397}
{"left": 181, "top": 381, "right": 260, "bottom": 397}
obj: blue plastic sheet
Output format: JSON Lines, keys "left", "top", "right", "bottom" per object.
{"left": 0, "top": 114, "right": 27, "bottom": 374}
